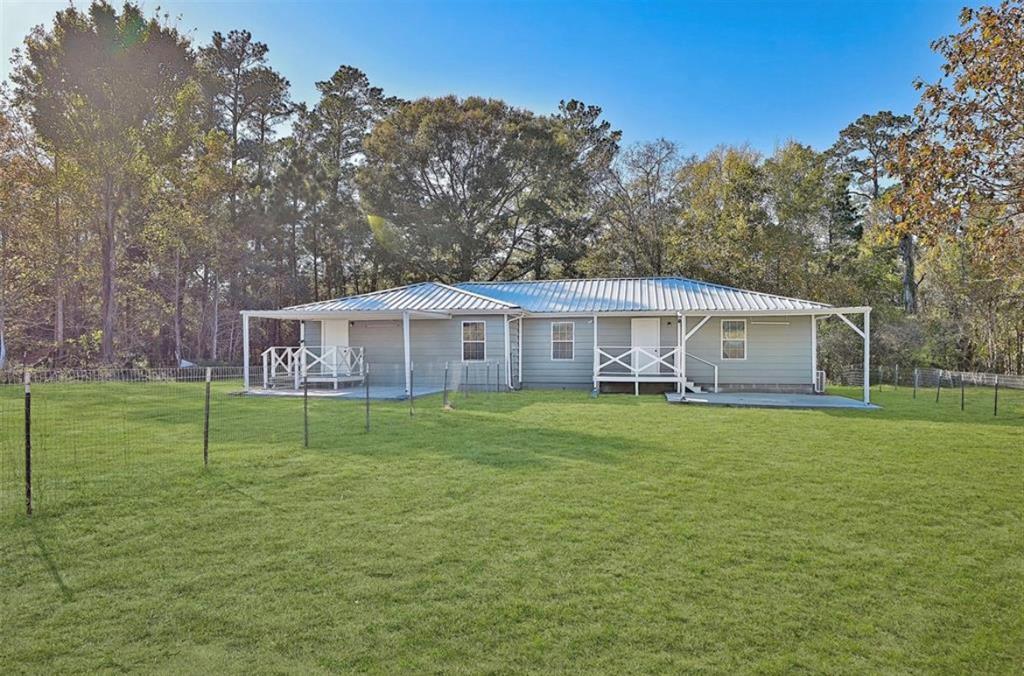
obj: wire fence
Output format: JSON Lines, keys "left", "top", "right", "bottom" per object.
{"left": 0, "top": 362, "right": 513, "bottom": 519}
{"left": 835, "top": 365, "right": 1024, "bottom": 390}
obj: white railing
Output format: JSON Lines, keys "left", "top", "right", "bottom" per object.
{"left": 595, "top": 346, "right": 719, "bottom": 393}
{"left": 596, "top": 346, "right": 682, "bottom": 378}
{"left": 260, "top": 345, "right": 364, "bottom": 389}
{"left": 686, "top": 352, "right": 719, "bottom": 393}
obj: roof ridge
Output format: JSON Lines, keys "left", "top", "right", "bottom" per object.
{"left": 435, "top": 281, "right": 518, "bottom": 308}
{"left": 283, "top": 281, "right": 437, "bottom": 310}
{"left": 460, "top": 277, "right": 831, "bottom": 307}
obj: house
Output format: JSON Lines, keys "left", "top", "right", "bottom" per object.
{"left": 240, "top": 277, "right": 873, "bottom": 403}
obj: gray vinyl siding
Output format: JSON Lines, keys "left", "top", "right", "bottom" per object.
{"left": 520, "top": 318, "right": 594, "bottom": 389}
{"left": 340, "top": 313, "right": 812, "bottom": 390}
{"left": 684, "top": 315, "right": 812, "bottom": 386}
{"left": 302, "top": 320, "right": 322, "bottom": 347}
{"left": 348, "top": 315, "right": 507, "bottom": 386}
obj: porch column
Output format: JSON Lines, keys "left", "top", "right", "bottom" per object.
{"left": 503, "top": 314, "right": 511, "bottom": 390}
{"left": 592, "top": 314, "right": 598, "bottom": 390}
{"left": 863, "top": 310, "right": 871, "bottom": 404}
{"left": 517, "top": 317, "right": 523, "bottom": 389}
{"left": 811, "top": 314, "right": 817, "bottom": 391}
{"left": 678, "top": 314, "right": 687, "bottom": 394}
{"left": 402, "top": 311, "right": 412, "bottom": 397}
{"left": 242, "top": 312, "right": 250, "bottom": 391}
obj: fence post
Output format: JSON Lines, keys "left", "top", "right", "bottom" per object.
{"left": 994, "top": 376, "right": 999, "bottom": 416}
{"left": 364, "top": 364, "right": 370, "bottom": 432}
{"left": 24, "top": 370, "right": 32, "bottom": 517}
{"left": 894, "top": 364, "right": 899, "bottom": 390}
{"left": 203, "top": 367, "right": 212, "bottom": 468}
{"left": 935, "top": 369, "right": 942, "bottom": 402}
{"left": 960, "top": 375, "right": 965, "bottom": 411}
{"left": 443, "top": 361, "right": 449, "bottom": 408}
{"left": 463, "top": 364, "right": 469, "bottom": 398}
{"left": 913, "top": 367, "right": 918, "bottom": 399}
{"left": 303, "top": 369, "right": 309, "bottom": 448}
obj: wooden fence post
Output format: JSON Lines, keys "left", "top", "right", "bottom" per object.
{"left": 203, "top": 367, "right": 211, "bottom": 467}
{"left": 24, "top": 370, "right": 32, "bottom": 516}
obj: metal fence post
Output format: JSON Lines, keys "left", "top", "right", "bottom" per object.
{"left": 913, "top": 367, "right": 918, "bottom": 399}
{"left": 936, "top": 369, "right": 942, "bottom": 402}
{"left": 203, "top": 367, "right": 211, "bottom": 467}
{"left": 303, "top": 369, "right": 309, "bottom": 448}
{"left": 994, "top": 376, "right": 999, "bottom": 416}
{"left": 364, "top": 364, "right": 370, "bottom": 432}
{"left": 894, "top": 364, "right": 899, "bottom": 390}
{"left": 24, "top": 370, "right": 32, "bottom": 516}
{"left": 443, "top": 362, "right": 449, "bottom": 408}
{"left": 960, "top": 375, "right": 965, "bottom": 411}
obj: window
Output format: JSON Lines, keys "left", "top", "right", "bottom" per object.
{"left": 551, "top": 321, "right": 574, "bottom": 360}
{"left": 721, "top": 319, "right": 746, "bottom": 360}
{"left": 462, "top": 321, "right": 486, "bottom": 361}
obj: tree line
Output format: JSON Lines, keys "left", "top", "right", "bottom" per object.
{"left": 1, "top": 1, "right": 1021, "bottom": 374}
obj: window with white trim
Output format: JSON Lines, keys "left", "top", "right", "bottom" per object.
{"left": 721, "top": 319, "right": 747, "bottom": 360}
{"left": 462, "top": 321, "right": 486, "bottom": 361}
{"left": 551, "top": 321, "right": 574, "bottom": 360}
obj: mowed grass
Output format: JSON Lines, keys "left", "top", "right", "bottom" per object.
{"left": 0, "top": 383, "right": 1021, "bottom": 673}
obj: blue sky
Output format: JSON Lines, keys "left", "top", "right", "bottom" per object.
{"left": 2, "top": 0, "right": 971, "bottom": 153}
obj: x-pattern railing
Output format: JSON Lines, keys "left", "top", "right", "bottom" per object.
{"left": 261, "top": 345, "right": 365, "bottom": 388}
{"left": 597, "top": 346, "right": 680, "bottom": 376}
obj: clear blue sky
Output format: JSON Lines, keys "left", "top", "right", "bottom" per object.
{"left": 2, "top": 0, "right": 972, "bottom": 153}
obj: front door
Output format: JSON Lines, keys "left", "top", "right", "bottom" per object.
{"left": 630, "top": 318, "right": 660, "bottom": 374}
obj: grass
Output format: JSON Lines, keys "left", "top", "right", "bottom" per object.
{"left": 0, "top": 382, "right": 1021, "bottom": 673}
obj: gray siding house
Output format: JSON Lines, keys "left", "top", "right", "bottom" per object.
{"left": 241, "top": 277, "right": 873, "bottom": 403}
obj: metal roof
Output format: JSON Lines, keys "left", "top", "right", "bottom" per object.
{"left": 456, "top": 278, "right": 832, "bottom": 313}
{"left": 281, "top": 282, "right": 517, "bottom": 313}
{"left": 278, "top": 277, "right": 833, "bottom": 315}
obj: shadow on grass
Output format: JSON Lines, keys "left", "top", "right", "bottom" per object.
{"left": 30, "top": 521, "right": 74, "bottom": 602}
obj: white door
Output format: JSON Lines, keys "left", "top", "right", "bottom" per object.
{"left": 630, "top": 318, "right": 660, "bottom": 374}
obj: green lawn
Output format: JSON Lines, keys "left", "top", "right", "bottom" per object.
{"left": 1, "top": 383, "right": 1022, "bottom": 673}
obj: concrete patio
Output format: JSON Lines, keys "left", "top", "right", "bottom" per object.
{"left": 245, "top": 385, "right": 443, "bottom": 400}
{"left": 665, "top": 391, "right": 879, "bottom": 410}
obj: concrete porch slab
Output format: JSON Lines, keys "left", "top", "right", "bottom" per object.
{"left": 665, "top": 391, "right": 879, "bottom": 410}
{"left": 245, "top": 385, "right": 443, "bottom": 400}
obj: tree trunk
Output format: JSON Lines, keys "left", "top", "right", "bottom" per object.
{"left": 173, "top": 248, "right": 183, "bottom": 365}
{"left": 899, "top": 233, "right": 917, "bottom": 314}
{"left": 54, "top": 154, "right": 65, "bottom": 361}
{"left": 211, "top": 271, "right": 219, "bottom": 361}
{"left": 100, "top": 175, "right": 117, "bottom": 363}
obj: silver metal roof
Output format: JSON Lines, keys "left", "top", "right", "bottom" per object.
{"left": 281, "top": 282, "right": 517, "bottom": 313}
{"left": 277, "top": 277, "right": 833, "bottom": 315}
{"left": 456, "top": 278, "right": 832, "bottom": 313}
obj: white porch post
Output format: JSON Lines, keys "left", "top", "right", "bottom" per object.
{"left": 242, "top": 312, "right": 250, "bottom": 391}
{"left": 679, "top": 314, "right": 687, "bottom": 394}
{"left": 863, "top": 310, "right": 871, "bottom": 404}
{"left": 402, "top": 311, "right": 412, "bottom": 397}
{"left": 811, "top": 314, "right": 817, "bottom": 392}
{"left": 592, "top": 314, "right": 598, "bottom": 391}
{"left": 517, "top": 317, "right": 523, "bottom": 389}
{"left": 503, "top": 313, "right": 511, "bottom": 390}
